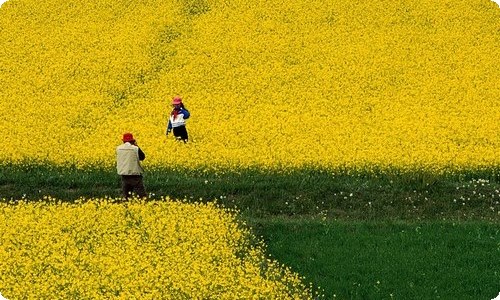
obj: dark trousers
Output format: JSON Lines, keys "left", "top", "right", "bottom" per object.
{"left": 173, "top": 125, "right": 189, "bottom": 142}
{"left": 121, "top": 175, "right": 146, "bottom": 199}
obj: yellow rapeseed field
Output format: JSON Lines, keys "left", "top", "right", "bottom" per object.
{"left": 0, "top": 197, "right": 315, "bottom": 299}
{"left": 0, "top": 0, "right": 499, "bottom": 171}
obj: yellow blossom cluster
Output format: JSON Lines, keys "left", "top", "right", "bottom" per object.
{"left": 0, "top": 0, "right": 499, "bottom": 171}
{"left": 0, "top": 197, "right": 315, "bottom": 299}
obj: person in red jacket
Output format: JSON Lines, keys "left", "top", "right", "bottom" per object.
{"left": 166, "top": 96, "right": 190, "bottom": 143}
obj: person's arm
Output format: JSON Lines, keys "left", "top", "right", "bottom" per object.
{"left": 138, "top": 147, "right": 145, "bottom": 161}
{"left": 181, "top": 108, "right": 190, "bottom": 119}
{"left": 166, "top": 119, "right": 172, "bottom": 135}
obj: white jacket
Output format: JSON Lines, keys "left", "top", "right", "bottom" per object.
{"left": 169, "top": 113, "right": 187, "bottom": 128}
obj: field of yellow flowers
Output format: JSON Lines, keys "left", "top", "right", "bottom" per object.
{"left": 0, "top": 197, "right": 315, "bottom": 299}
{"left": 0, "top": 0, "right": 498, "bottom": 171}
{"left": 1, "top": 0, "right": 499, "bottom": 298}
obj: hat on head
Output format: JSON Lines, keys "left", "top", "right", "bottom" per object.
{"left": 122, "top": 133, "right": 135, "bottom": 142}
{"left": 172, "top": 96, "right": 182, "bottom": 105}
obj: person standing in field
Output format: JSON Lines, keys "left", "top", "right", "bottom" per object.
{"left": 166, "top": 96, "right": 190, "bottom": 143}
{"left": 116, "top": 132, "right": 147, "bottom": 199}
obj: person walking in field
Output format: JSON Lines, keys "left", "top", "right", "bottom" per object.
{"left": 166, "top": 96, "right": 190, "bottom": 143}
{"left": 116, "top": 132, "right": 147, "bottom": 199}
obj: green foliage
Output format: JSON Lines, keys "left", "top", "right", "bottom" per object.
{"left": 1, "top": 164, "right": 499, "bottom": 221}
{"left": 251, "top": 218, "right": 500, "bottom": 299}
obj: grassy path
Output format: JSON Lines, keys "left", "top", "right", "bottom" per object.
{"left": 1, "top": 164, "right": 499, "bottom": 221}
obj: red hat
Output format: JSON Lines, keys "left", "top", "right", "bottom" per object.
{"left": 172, "top": 96, "right": 182, "bottom": 105}
{"left": 122, "top": 133, "right": 135, "bottom": 142}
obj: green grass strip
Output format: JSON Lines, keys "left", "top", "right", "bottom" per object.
{"left": 1, "top": 163, "right": 499, "bottom": 221}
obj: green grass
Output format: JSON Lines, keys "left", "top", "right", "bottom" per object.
{"left": 1, "top": 163, "right": 499, "bottom": 221}
{"left": 1, "top": 163, "right": 499, "bottom": 299}
{"left": 249, "top": 218, "right": 500, "bottom": 300}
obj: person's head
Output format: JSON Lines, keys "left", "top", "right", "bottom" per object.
{"left": 172, "top": 96, "right": 183, "bottom": 109}
{"left": 122, "top": 132, "right": 135, "bottom": 144}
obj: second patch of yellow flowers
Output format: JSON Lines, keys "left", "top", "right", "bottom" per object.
{"left": 0, "top": 197, "right": 315, "bottom": 299}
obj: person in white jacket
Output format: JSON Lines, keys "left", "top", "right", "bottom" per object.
{"left": 116, "top": 132, "right": 146, "bottom": 199}
{"left": 166, "top": 96, "right": 190, "bottom": 143}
